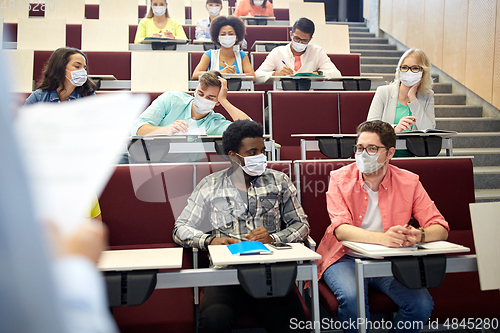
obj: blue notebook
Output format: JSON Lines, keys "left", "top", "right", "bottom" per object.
{"left": 227, "top": 241, "right": 272, "bottom": 255}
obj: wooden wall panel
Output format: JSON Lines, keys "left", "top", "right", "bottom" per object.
{"left": 363, "top": 0, "right": 370, "bottom": 20}
{"left": 379, "top": 0, "right": 392, "bottom": 34}
{"left": 406, "top": 0, "right": 424, "bottom": 50}
{"left": 391, "top": 0, "right": 407, "bottom": 45}
{"left": 493, "top": 0, "right": 500, "bottom": 109}
{"left": 465, "top": 0, "right": 496, "bottom": 103}
{"left": 443, "top": 0, "right": 468, "bottom": 84}
{"left": 423, "top": 0, "right": 445, "bottom": 69}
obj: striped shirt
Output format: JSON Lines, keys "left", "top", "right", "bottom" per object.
{"left": 173, "top": 167, "right": 310, "bottom": 250}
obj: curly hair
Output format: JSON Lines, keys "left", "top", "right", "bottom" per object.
{"left": 222, "top": 120, "right": 263, "bottom": 155}
{"left": 395, "top": 48, "right": 433, "bottom": 96}
{"left": 210, "top": 15, "right": 246, "bottom": 47}
{"left": 36, "top": 47, "right": 96, "bottom": 97}
{"left": 357, "top": 120, "right": 396, "bottom": 149}
{"left": 250, "top": 0, "right": 268, "bottom": 8}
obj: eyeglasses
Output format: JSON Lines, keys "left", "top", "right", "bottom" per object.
{"left": 353, "top": 145, "right": 387, "bottom": 156}
{"left": 291, "top": 35, "right": 310, "bottom": 44}
{"left": 400, "top": 65, "right": 422, "bottom": 73}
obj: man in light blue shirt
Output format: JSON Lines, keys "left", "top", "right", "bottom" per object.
{"left": 131, "top": 71, "right": 250, "bottom": 136}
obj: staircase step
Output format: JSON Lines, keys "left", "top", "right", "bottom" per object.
{"left": 360, "top": 56, "right": 400, "bottom": 65}
{"left": 475, "top": 189, "right": 500, "bottom": 202}
{"left": 349, "top": 32, "right": 376, "bottom": 38}
{"left": 350, "top": 44, "right": 398, "bottom": 51}
{"left": 443, "top": 148, "right": 500, "bottom": 166}
{"left": 435, "top": 118, "right": 500, "bottom": 132}
{"left": 434, "top": 94, "right": 466, "bottom": 105}
{"left": 350, "top": 37, "right": 389, "bottom": 44}
{"left": 349, "top": 27, "right": 370, "bottom": 33}
{"left": 452, "top": 132, "right": 500, "bottom": 148}
{"left": 432, "top": 83, "right": 453, "bottom": 94}
{"left": 435, "top": 105, "right": 483, "bottom": 117}
{"left": 361, "top": 64, "right": 396, "bottom": 73}
{"left": 356, "top": 50, "right": 406, "bottom": 57}
{"left": 473, "top": 166, "right": 500, "bottom": 189}
{"left": 328, "top": 21, "right": 367, "bottom": 27}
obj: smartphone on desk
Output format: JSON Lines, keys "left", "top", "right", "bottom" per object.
{"left": 269, "top": 242, "right": 292, "bottom": 250}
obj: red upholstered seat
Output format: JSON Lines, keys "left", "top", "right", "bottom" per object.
{"left": 269, "top": 91, "right": 339, "bottom": 160}
{"left": 274, "top": 8, "right": 289, "bottom": 21}
{"left": 244, "top": 26, "right": 289, "bottom": 51}
{"left": 338, "top": 91, "right": 375, "bottom": 134}
{"left": 328, "top": 54, "right": 361, "bottom": 76}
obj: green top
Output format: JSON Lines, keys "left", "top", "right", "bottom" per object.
{"left": 394, "top": 101, "right": 414, "bottom": 157}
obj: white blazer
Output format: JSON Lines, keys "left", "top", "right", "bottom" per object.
{"left": 367, "top": 81, "right": 435, "bottom": 130}
{"left": 255, "top": 43, "right": 342, "bottom": 84}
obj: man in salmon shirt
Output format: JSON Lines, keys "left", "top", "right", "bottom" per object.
{"left": 316, "top": 120, "right": 449, "bottom": 332}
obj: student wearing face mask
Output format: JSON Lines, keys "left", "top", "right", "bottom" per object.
{"left": 134, "top": 0, "right": 187, "bottom": 44}
{"left": 255, "top": 17, "right": 342, "bottom": 84}
{"left": 192, "top": 15, "right": 256, "bottom": 81}
{"left": 195, "top": 0, "right": 223, "bottom": 40}
{"left": 315, "top": 120, "right": 449, "bottom": 333}
{"left": 233, "top": 0, "right": 274, "bottom": 17}
{"left": 25, "top": 47, "right": 96, "bottom": 105}
{"left": 173, "top": 119, "right": 310, "bottom": 333}
{"left": 367, "top": 48, "right": 435, "bottom": 133}
{"left": 131, "top": 71, "right": 250, "bottom": 136}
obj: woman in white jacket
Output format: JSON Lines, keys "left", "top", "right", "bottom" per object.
{"left": 367, "top": 48, "right": 435, "bottom": 133}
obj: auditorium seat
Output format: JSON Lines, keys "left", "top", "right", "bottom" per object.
{"left": 268, "top": 91, "right": 339, "bottom": 160}
{"left": 244, "top": 26, "right": 289, "bottom": 51}
{"left": 338, "top": 91, "right": 375, "bottom": 133}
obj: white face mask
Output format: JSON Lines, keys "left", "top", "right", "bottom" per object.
{"left": 193, "top": 93, "right": 216, "bottom": 115}
{"left": 152, "top": 5, "right": 166, "bottom": 16}
{"left": 399, "top": 70, "right": 422, "bottom": 87}
{"left": 65, "top": 68, "right": 87, "bottom": 87}
{"left": 219, "top": 35, "right": 236, "bottom": 48}
{"left": 253, "top": 0, "right": 264, "bottom": 6}
{"left": 291, "top": 40, "right": 307, "bottom": 53}
{"left": 207, "top": 5, "right": 221, "bottom": 16}
{"left": 355, "top": 151, "right": 386, "bottom": 175}
{"left": 236, "top": 153, "right": 267, "bottom": 177}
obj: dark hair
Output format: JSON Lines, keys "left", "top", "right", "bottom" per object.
{"left": 146, "top": 0, "right": 169, "bottom": 18}
{"left": 356, "top": 120, "right": 396, "bottom": 148}
{"left": 206, "top": 0, "right": 222, "bottom": 4}
{"left": 36, "top": 47, "right": 96, "bottom": 97}
{"left": 223, "top": 120, "right": 264, "bottom": 155}
{"left": 250, "top": 0, "right": 268, "bottom": 8}
{"left": 210, "top": 15, "right": 246, "bottom": 47}
{"left": 292, "top": 17, "right": 315, "bottom": 37}
{"left": 199, "top": 70, "right": 223, "bottom": 89}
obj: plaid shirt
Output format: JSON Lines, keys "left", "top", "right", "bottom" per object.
{"left": 173, "top": 167, "right": 310, "bottom": 250}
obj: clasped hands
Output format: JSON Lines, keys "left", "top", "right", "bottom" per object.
{"left": 209, "top": 226, "right": 273, "bottom": 245}
{"left": 382, "top": 225, "right": 422, "bottom": 248}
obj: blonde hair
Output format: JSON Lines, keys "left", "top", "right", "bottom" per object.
{"left": 395, "top": 48, "right": 432, "bottom": 95}
{"left": 146, "top": 0, "right": 169, "bottom": 18}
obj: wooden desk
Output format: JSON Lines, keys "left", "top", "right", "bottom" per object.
{"left": 188, "top": 77, "right": 255, "bottom": 91}
{"left": 239, "top": 16, "right": 276, "bottom": 25}
{"left": 252, "top": 40, "right": 289, "bottom": 52}
{"left": 292, "top": 133, "right": 456, "bottom": 160}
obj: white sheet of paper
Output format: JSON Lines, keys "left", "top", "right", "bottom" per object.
{"left": 417, "top": 241, "right": 464, "bottom": 250}
{"left": 15, "top": 93, "right": 148, "bottom": 234}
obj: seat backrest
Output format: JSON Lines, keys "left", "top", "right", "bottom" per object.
{"left": 131, "top": 51, "right": 188, "bottom": 92}
{"left": 99, "top": 0, "right": 139, "bottom": 25}
{"left": 17, "top": 18, "right": 66, "bottom": 51}
{"left": 190, "top": 51, "right": 204, "bottom": 78}
{"left": 85, "top": 4, "right": 99, "bottom": 19}
{"left": 213, "top": 91, "right": 265, "bottom": 127}
{"left": 338, "top": 91, "right": 375, "bottom": 133}
{"left": 244, "top": 26, "right": 288, "bottom": 52}
{"left": 99, "top": 164, "right": 195, "bottom": 246}
{"left": 251, "top": 52, "right": 268, "bottom": 71}
{"left": 273, "top": 8, "right": 289, "bottom": 20}
{"left": 45, "top": 0, "right": 85, "bottom": 24}
{"left": 6, "top": 49, "right": 34, "bottom": 93}
{"left": 129, "top": 24, "right": 138, "bottom": 44}
{"left": 82, "top": 20, "right": 129, "bottom": 51}
{"left": 328, "top": 54, "right": 360, "bottom": 76}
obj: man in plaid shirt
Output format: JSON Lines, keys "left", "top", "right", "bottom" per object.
{"left": 173, "top": 120, "right": 309, "bottom": 333}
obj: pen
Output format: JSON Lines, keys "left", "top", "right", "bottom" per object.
{"left": 222, "top": 60, "right": 228, "bottom": 67}
{"left": 281, "top": 60, "right": 288, "bottom": 67}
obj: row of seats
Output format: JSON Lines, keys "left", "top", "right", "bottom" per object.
{"left": 99, "top": 157, "right": 500, "bottom": 331}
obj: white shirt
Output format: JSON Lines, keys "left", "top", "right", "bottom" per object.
{"left": 255, "top": 43, "right": 342, "bottom": 84}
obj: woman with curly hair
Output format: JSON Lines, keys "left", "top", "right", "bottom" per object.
{"left": 25, "top": 47, "right": 96, "bottom": 104}
{"left": 192, "top": 15, "right": 256, "bottom": 81}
